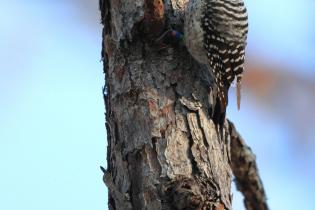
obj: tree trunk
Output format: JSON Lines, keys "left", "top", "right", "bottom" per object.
{"left": 99, "top": 0, "right": 268, "bottom": 210}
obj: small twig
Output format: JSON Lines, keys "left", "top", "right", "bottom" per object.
{"left": 227, "top": 120, "right": 269, "bottom": 210}
{"left": 155, "top": 29, "right": 184, "bottom": 43}
{"left": 155, "top": 29, "right": 172, "bottom": 43}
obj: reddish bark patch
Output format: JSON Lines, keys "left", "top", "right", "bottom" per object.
{"left": 148, "top": 99, "right": 158, "bottom": 116}
{"left": 143, "top": 0, "right": 165, "bottom": 39}
{"left": 104, "top": 35, "right": 112, "bottom": 58}
{"left": 160, "top": 104, "right": 172, "bottom": 119}
{"left": 114, "top": 65, "right": 125, "bottom": 82}
{"left": 216, "top": 203, "right": 225, "bottom": 210}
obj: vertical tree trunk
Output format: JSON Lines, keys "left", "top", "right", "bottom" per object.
{"left": 99, "top": 1, "right": 268, "bottom": 210}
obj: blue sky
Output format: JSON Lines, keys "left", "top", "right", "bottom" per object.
{"left": 245, "top": 0, "right": 315, "bottom": 74}
{"left": 0, "top": 2, "right": 106, "bottom": 210}
{"left": 0, "top": 1, "right": 314, "bottom": 210}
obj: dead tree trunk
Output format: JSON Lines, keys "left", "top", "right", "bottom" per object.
{"left": 99, "top": 0, "right": 268, "bottom": 209}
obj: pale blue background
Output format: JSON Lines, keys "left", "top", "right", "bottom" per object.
{"left": 0, "top": 1, "right": 314, "bottom": 210}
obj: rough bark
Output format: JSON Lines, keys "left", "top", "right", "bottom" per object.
{"left": 99, "top": 0, "right": 268, "bottom": 210}
{"left": 228, "top": 121, "right": 269, "bottom": 210}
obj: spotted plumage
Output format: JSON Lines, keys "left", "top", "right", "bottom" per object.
{"left": 184, "top": 0, "right": 248, "bottom": 111}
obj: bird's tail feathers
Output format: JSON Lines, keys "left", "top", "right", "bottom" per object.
{"left": 236, "top": 77, "right": 242, "bottom": 110}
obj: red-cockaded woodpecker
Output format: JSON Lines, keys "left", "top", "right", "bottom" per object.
{"left": 184, "top": 0, "right": 248, "bottom": 111}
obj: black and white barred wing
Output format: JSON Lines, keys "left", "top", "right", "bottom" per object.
{"left": 202, "top": 0, "right": 248, "bottom": 109}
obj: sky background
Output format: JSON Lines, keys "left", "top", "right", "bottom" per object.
{"left": 0, "top": 1, "right": 314, "bottom": 210}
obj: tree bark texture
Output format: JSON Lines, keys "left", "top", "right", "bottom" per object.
{"left": 99, "top": 0, "right": 268, "bottom": 210}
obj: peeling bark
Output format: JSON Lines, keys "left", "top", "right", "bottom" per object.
{"left": 99, "top": 0, "right": 268, "bottom": 210}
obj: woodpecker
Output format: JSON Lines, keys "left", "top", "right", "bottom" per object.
{"left": 184, "top": 0, "right": 248, "bottom": 111}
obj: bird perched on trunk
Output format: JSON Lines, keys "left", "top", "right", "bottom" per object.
{"left": 184, "top": 0, "right": 248, "bottom": 112}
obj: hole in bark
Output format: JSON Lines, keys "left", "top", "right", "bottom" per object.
{"left": 182, "top": 183, "right": 192, "bottom": 190}
{"left": 152, "top": 137, "right": 158, "bottom": 146}
{"left": 160, "top": 129, "right": 166, "bottom": 138}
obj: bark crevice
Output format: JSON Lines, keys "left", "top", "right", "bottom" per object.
{"left": 100, "top": 1, "right": 268, "bottom": 210}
